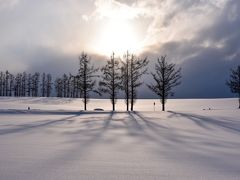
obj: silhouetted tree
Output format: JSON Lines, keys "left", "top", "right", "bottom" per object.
{"left": 46, "top": 74, "right": 52, "bottom": 97}
{"left": 121, "top": 52, "right": 149, "bottom": 111}
{"left": 147, "top": 56, "right": 181, "bottom": 111}
{"left": 226, "top": 65, "right": 240, "bottom": 109}
{"left": 121, "top": 52, "right": 131, "bottom": 111}
{"left": 78, "top": 52, "right": 99, "bottom": 110}
{"left": 32, "top": 72, "right": 40, "bottom": 97}
{"left": 55, "top": 78, "right": 63, "bottom": 97}
{"left": 129, "top": 54, "right": 148, "bottom": 111}
{"left": 2, "top": 73, "right": 6, "bottom": 96}
{"left": 0, "top": 72, "right": 3, "bottom": 96}
{"left": 5, "top": 71, "right": 9, "bottom": 96}
{"left": 99, "top": 53, "right": 121, "bottom": 111}
{"left": 62, "top": 74, "right": 68, "bottom": 97}
{"left": 27, "top": 73, "right": 32, "bottom": 97}
{"left": 21, "top": 72, "right": 27, "bottom": 97}
{"left": 69, "top": 74, "right": 75, "bottom": 98}
{"left": 66, "top": 74, "right": 71, "bottom": 97}
{"left": 9, "top": 73, "right": 14, "bottom": 96}
{"left": 14, "top": 73, "right": 22, "bottom": 97}
{"left": 41, "top": 73, "right": 46, "bottom": 97}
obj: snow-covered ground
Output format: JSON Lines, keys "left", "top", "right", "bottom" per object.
{"left": 0, "top": 97, "right": 239, "bottom": 179}
{"left": 0, "top": 97, "right": 238, "bottom": 111}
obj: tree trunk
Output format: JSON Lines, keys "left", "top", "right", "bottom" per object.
{"left": 130, "top": 92, "right": 133, "bottom": 111}
{"left": 111, "top": 95, "right": 115, "bottom": 111}
{"left": 162, "top": 97, "right": 165, "bottom": 111}
{"left": 84, "top": 88, "right": 87, "bottom": 110}
{"left": 84, "top": 97, "right": 87, "bottom": 110}
{"left": 130, "top": 76, "right": 134, "bottom": 111}
{"left": 126, "top": 52, "right": 129, "bottom": 111}
{"left": 130, "top": 88, "right": 133, "bottom": 111}
{"left": 238, "top": 94, "right": 240, "bottom": 109}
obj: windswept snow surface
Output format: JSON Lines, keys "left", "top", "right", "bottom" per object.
{"left": 0, "top": 97, "right": 239, "bottom": 179}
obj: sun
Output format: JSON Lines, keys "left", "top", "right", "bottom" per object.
{"left": 95, "top": 19, "right": 141, "bottom": 56}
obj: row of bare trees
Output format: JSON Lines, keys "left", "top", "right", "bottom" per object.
{"left": 71, "top": 52, "right": 181, "bottom": 111}
{"left": 98, "top": 52, "right": 149, "bottom": 111}
{"left": 0, "top": 71, "right": 52, "bottom": 97}
{"left": 54, "top": 74, "right": 82, "bottom": 98}
{"left": 73, "top": 52, "right": 239, "bottom": 111}
{"left": 73, "top": 52, "right": 151, "bottom": 111}
{"left": 0, "top": 70, "right": 82, "bottom": 99}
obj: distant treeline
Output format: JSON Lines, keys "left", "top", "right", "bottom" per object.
{"left": 0, "top": 71, "right": 52, "bottom": 97}
{"left": 0, "top": 71, "right": 84, "bottom": 98}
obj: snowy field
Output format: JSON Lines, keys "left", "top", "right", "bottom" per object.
{"left": 0, "top": 97, "right": 239, "bottom": 179}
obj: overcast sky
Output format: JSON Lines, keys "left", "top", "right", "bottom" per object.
{"left": 0, "top": 0, "right": 239, "bottom": 98}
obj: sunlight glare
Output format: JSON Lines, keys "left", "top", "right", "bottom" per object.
{"left": 95, "top": 19, "right": 141, "bottom": 56}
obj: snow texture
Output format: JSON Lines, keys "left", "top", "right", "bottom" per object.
{"left": 0, "top": 97, "right": 239, "bottom": 179}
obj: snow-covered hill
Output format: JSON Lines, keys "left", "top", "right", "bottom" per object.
{"left": 0, "top": 97, "right": 239, "bottom": 179}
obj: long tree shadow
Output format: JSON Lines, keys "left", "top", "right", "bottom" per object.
{"left": 0, "top": 109, "right": 83, "bottom": 115}
{"left": 124, "top": 112, "right": 180, "bottom": 147}
{"left": 133, "top": 112, "right": 169, "bottom": 130}
{"left": 0, "top": 114, "right": 80, "bottom": 136}
{"left": 0, "top": 110, "right": 122, "bottom": 136}
{"left": 30, "top": 112, "right": 117, "bottom": 172}
{"left": 127, "top": 112, "right": 143, "bottom": 130}
{"left": 130, "top": 112, "right": 228, "bottom": 146}
{"left": 64, "top": 111, "right": 114, "bottom": 135}
{"left": 168, "top": 111, "right": 240, "bottom": 134}
{"left": 0, "top": 111, "right": 117, "bottom": 174}
{"left": 131, "top": 111, "right": 240, "bottom": 154}
{"left": 5, "top": 111, "right": 239, "bottom": 176}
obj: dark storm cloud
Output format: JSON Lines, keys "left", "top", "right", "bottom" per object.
{"left": 0, "top": 45, "right": 79, "bottom": 76}
{"left": 141, "top": 0, "right": 240, "bottom": 98}
{"left": 25, "top": 47, "right": 77, "bottom": 76}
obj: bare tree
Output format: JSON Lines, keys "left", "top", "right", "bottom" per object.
{"left": 147, "top": 56, "right": 181, "bottom": 111}
{"left": 129, "top": 54, "right": 148, "bottom": 111}
{"left": 121, "top": 52, "right": 149, "bottom": 111}
{"left": 121, "top": 52, "right": 131, "bottom": 111}
{"left": 14, "top": 73, "right": 22, "bottom": 97}
{"left": 27, "top": 73, "right": 32, "bottom": 97}
{"left": 46, "top": 74, "right": 52, "bottom": 97}
{"left": 78, "top": 52, "right": 99, "bottom": 110}
{"left": 9, "top": 73, "right": 14, "bottom": 96}
{"left": 62, "top": 74, "right": 68, "bottom": 97}
{"left": 55, "top": 77, "right": 63, "bottom": 97}
{"left": 41, "top": 73, "right": 46, "bottom": 97}
{"left": 21, "top": 72, "right": 27, "bottom": 97}
{"left": 5, "top": 71, "right": 10, "bottom": 96}
{"left": 0, "top": 72, "right": 3, "bottom": 96}
{"left": 66, "top": 74, "right": 71, "bottom": 98}
{"left": 226, "top": 65, "right": 240, "bottom": 109}
{"left": 32, "top": 72, "right": 40, "bottom": 97}
{"left": 99, "top": 53, "right": 121, "bottom": 111}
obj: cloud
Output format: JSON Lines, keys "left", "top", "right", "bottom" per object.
{"left": 140, "top": 0, "right": 240, "bottom": 98}
{"left": 0, "top": 0, "right": 239, "bottom": 98}
{"left": 0, "top": 0, "right": 20, "bottom": 9}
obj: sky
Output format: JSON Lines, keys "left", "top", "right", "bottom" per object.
{"left": 0, "top": 0, "right": 239, "bottom": 98}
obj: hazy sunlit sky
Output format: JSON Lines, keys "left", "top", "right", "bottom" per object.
{"left": 0, "top": 0, "right": 239, "bottom": 98}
